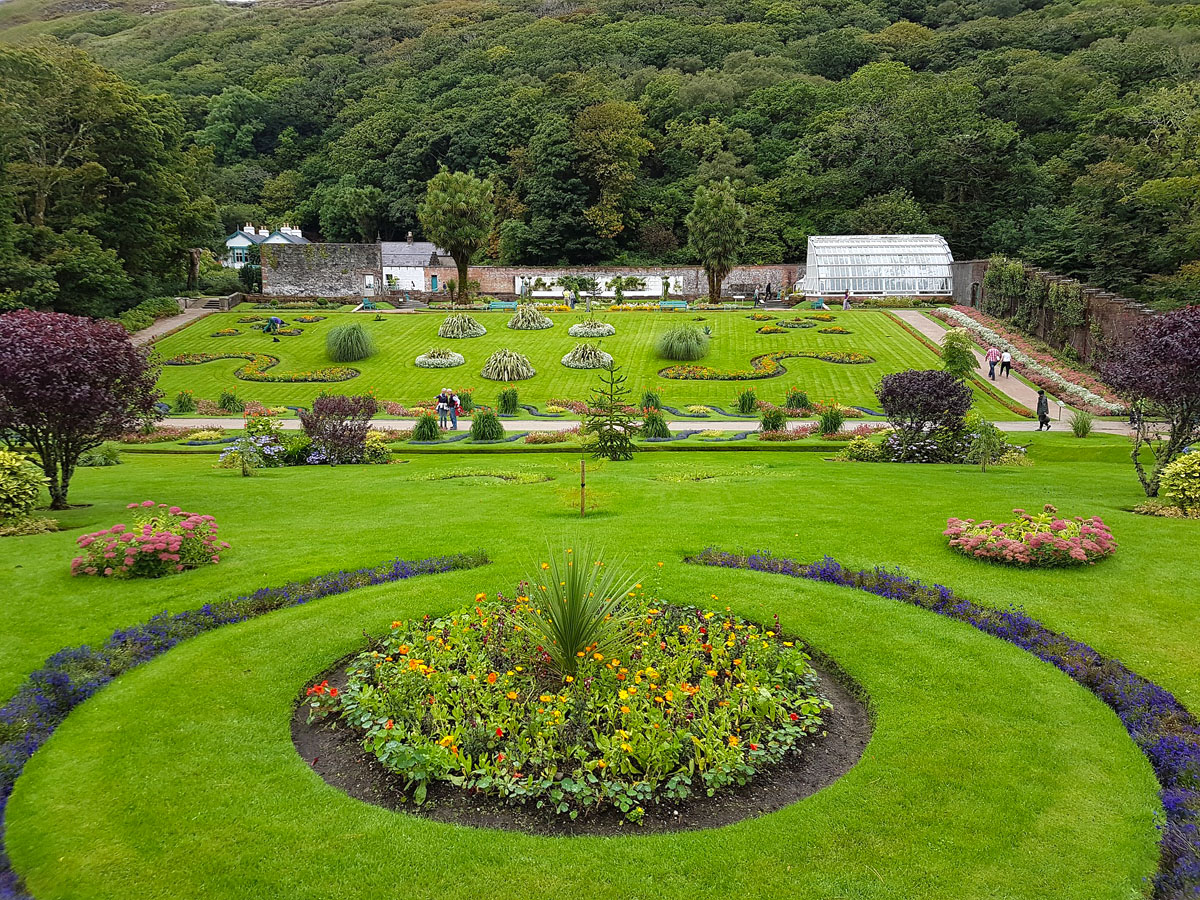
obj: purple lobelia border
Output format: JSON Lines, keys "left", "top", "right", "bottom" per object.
{"left": 686, "top": 548, "right": 1199, "bottom": 899}
{"left": 0, "top": 550, "right": 490, "bottom": 900}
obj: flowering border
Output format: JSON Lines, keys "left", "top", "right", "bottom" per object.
{"left": 0, "top": 550, "right": 490, "bottom": 900}
{"left": 162, "top": 352, "right": 359, "bottom": 383}
{"left": 660, "top": 350, "right": 875, "bottom": 381}
{"left": 685, "top": 548, "right": 1198, "bottom": 898}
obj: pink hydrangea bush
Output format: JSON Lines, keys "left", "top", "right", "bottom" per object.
{"left": 944, "top": 504, "right": 1116, "bottom": 567}
{"left": 71, "top": 501, "right": 228, "bottom": 578}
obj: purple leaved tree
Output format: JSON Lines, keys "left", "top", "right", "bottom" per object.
{"left": 0, "top": 311, "right": 161, "bottom": 508}
{"left": 1102, "top": 305, "right": 1200, "bottom": 496}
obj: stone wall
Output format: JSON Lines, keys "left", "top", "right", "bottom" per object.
{"left": 951, "top": 260, "right": 989, "bottom": 307}
{"left": 262, "top": 244, "right": 382, "bottom": 296}
{"left": 430, "top": 264, "right": 802, "bottom": 299}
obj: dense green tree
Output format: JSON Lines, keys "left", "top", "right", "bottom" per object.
{"left": 417, "top": 168, "right": 493, "bottom": 303}
{"left": 685, "top": 179, "right": 747, "bottom": 301}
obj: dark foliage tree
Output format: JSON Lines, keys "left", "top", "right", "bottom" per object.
{"left": 1101, "top": 306, "right": 1200, "bottom": 497}
{"left": 298, "top": 393, "right": 379, "bottom": 464}
{"left": 877, "top": 369, "right": 974, "bottom": 444}
{"left": 584, "top": 365, "right": 638, "bottom": 462}
{"left": 0, "top": 311, "right": 161, "bottom": 508}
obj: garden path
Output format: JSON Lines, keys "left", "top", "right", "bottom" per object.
{"left": 131, "top": 308, "right": 214, "bottom": 346}
{"left": 892, "top": 310, "right": 1052, "bottom": 413}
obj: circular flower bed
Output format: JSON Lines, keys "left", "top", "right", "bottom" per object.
{"left": 756, "top": 325, "right": 786, "bottom": 334}
{"left": 211, "top": 328, "right": 240, "bottom": 337}
{"left": 307, "top": 563, "right": 830, "bottom": 822}
{"left": 294, "top": 315, "right": 327, "bottom": 323}
{"left": 561, "top": 343, "right": 613, "bottom": 369}
{"left": 568, "top": 320, "right": 616, "bottom": 338}
{"left": 747, "top": 313, "right": 775, "bottom": 321}
{"left": 818, "top": 326, "right": 851, "bottom": 334}
{"left": 944, "top": 504, "right": 1116, "bottom": 567}
{"left": 415, "top": 348, "right": 466, "bottom": 369}
{"left": 438, "top": 314, "right": 487, "bottom": 339}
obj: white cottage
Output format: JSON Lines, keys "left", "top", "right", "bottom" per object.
{"left": 223, "top": 224, "right": 309, "bottom": 268}
{"left": 381, "top": 232, "right": 453, "bottom": 292}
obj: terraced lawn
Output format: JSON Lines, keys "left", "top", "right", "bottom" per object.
{"left": 3, "top": 436, "right": 1195, "bottom": 898}
{"left": 149, "top": 309, "right": 1014, "bottom": 417}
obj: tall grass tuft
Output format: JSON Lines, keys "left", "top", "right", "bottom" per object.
{"left": 642, "top": 408, "right": 670, "bottom": 438}
{"left": 497, "top": 387, "right": 520, "bottom": 415}
{"left": 438, "top": 314, "right": 487, "bottom": 339}
{"left": 656, "top": 325, "right": 710, "bottom": 361}
{"left": 481, "top": 348, "right": 536, "bottom": 381}
{"left": 784, "top": 387, "right": 810, "bottom": 412}
{"left": 760, "top": 406, "right": 787, "bottom": 432}
{"left": 470, "top": 409, "right": 505, "bottom": 441}
{"left": 734, "top": 388, "right": 758, "bottom": 415}
{"left": 641, "top": 389, "right": 662, "bottom": 410}
{"left": 522, "top": 545, "right": 640, "bottom": 676}
{"left": 326, "top": 323, "right": 376, "bottom": 362}
{"left": 818, "top": 405, "right": 845, "bottom": 436}
{"left": 507, "top": 304, "right": 554, "bottom": 330}
{"left": 1069, "top": 409, "right": 1094, "bottom": 438}
{"left": 412, "top": 412, "right": 441, "bottom": 441}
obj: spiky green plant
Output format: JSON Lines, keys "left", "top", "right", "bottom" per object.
{"left": 411, "top": 412, "right": 441, "bottom": 441}
{"left": 561, "top": 343, "right": 613, "bottom": 369}
{"left": 522, "top": 546, "right": 641, "bottom": 676}
{"left": 470, "top": 409, "right": 505, "bottom": 441}
{"left": 657, "top": 325, "right": 710, "bottom": 361}
{"left": 507, "top": 303, "right": 554, "bottom": 330}
{"left": 784, "top": 387, "right": 810, "bottom": 412}
{"left": 438, "top": 313, "right": 487, "bottom": 339}
{"left": 326, "top": 323, "right": 377, "bottom": 362}
{"left": 759, "top": 406, "right": 787, "bottom": 432}
{"left": 481, "top": 348, "right": 536, "bottom": 381}
{"left": 640, "top": 389, "right": 662, "bottom": 410}
{"left": 642, "top": 408, "right": 670, "bottom": 438}
{"left": 497, "top": 387, "right": 520, "bottom": 415}
{"left": 734, "top": 388, "right": 758, "bottom": 415}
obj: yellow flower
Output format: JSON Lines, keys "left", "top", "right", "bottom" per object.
{"left": 620, "top": 705, "right": 631, "bottom": 714}
{"left": 619, "top": 690, "right": 629, "bottom": 700}
{"left": 565, "top": 675, "right": 574, "bottom": 683}
{"left": 783, "top": 641, "right": 793, "bottom": 647}
{"left": 541, "top": 562, "right": 550, "bottom": 570}
{"left": 475, "top": 592, "right": 486, "bottom": 602}
{"left": 621, "top": 742, "right": 633, "bottom": 752}
{"left": 506, "top": 691, "right": 518, "bottom": 700}
{"left": 706, "top": 669, "right": 717, "bottom": 678}
{"left": 728, "top": 735, "right": 739, "bottom": 747}
{"left": 540, "top": 694, "right": 553, "bottom": 702}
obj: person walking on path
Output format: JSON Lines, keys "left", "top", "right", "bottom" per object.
{"left": 1036, "top": 390, "right": 1051, "bottom": 430}
{"left": 436, "top": 390, "right": 450, "bottom": 429}
{"left": 985, "top": 346, "right": 1001, "bottom": 380}
{"left": 1000, "top": 349, "right": 1012, "bottom": 378}
{"left": 449, "top": 389, "right": 461, "bottom": 431}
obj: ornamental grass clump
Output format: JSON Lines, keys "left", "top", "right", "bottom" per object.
{"left": 71, "top": 501, "right": 228, "bottom": 577}
{"left": 568, "top": 319, "right": 615, "bottom": 338}
{"left": 944, "top": 504, "right": 1117, "bottom": 567}
{"left": 415, "top": 347, "right": 465, "bottom": 368}
{"left": 760, "top": 405, "right": 787, "bottom": 432}
{"left": 641, "top": 408, "right": 670, "bottom": 438}
{"left": 507, "top": 303, "right": 554, "bottom": 330}
{"left": 470, "top": 409, "right": 505, "bottom": 441}
{"left": 482, "top": 348, "right": 535, "bottom": 381}
{"left": 412, "top": 411, "right": 441, "bottom": 441}
{"left": 561, "top": 343, "right": 613, "bottom": 369}
{"left": 734, "top": 387, "right": 758, "bottom": 415}
{"left": 438, "top": 313, "right": 487, "bottom": 339}
{"left": 497, "top": 386, "right": 520, "bottom": 415}
{"left": 656, "top": 325, "right": 710, "bottom": 361}
{"left": 326, "top": 323, "right": 376, "bottom": 363}
{"left": 784, "top": 387, "right": 811, "bottom": 412}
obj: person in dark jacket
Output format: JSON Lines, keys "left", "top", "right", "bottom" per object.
{"left": 1036, "top": 390, "right": 1051, "bottom": 431}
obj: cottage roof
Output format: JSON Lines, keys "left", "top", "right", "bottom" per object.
{"left": 381, "top": 240, "right": 452, "bottom": 267}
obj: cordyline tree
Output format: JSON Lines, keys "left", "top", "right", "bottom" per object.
{"left": 417, "top": 168, "right": 493, "bottom": 304}
{"left": 299, "top": 393, "right": 379, "bottom": 464}
{"left": 685, "top": 178, "right": 747, "bottom": 303}
{"left": 1101, "top": 305, "right": 1200, "bottom": 496}
{"left": 0, "top": 311, "right": 160, "bottom": 508}
{"left": 877, "top": 369, "right": 974, "bottom": 445}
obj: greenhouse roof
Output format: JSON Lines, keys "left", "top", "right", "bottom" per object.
{"left": 801, "top": 234, "right": 954, "bottom": 296}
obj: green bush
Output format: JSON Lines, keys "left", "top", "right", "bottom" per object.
{"left": 470, "top": 409, "right": 505, "bottom": 441}
{"left": 641, "top": 408, "right": 670, "bottom": 438}
{"left": 326, "top": 323, "right": 376, "bottom": 363}
{"left": 0, "top": 450, "right": 47, "bottom": 518}
{"left": 656, "top": 325, "right": 710, "bottom": 360}
{"left": 173, "top": 390, "right": 197, "bottom": 413}
{"left": 842, "top": 435, "right": 883, "bottom": 461}
{"left": 784, "top": 387, "right": 810, "bottom": 411}
{"left": 362, "top": 431, "right": 392, "bottom": 464}
{"left": 497, "top": 387, "right": 520, "bottom": 415}
{"left": 481, "top": 349, "right": 536, "bottom": 381}
{"left": 818, "top": 405, "right": 845, "bottom": 435}
{"left": 940, "top": 329, "right": 978, "bottom": 379}
{"left": 1069, "top": 409, "right": 1094, "bottom": 438}
{"left": 412, "top": 412, "right": 441, "bottom": 441}
{"left": 218, "top": 390, "right": 245, "bottom": 413}
{"left": 78, "top": 443, "right": 122, "bottom": 467}
{"left": 1161, "top": 453, "right": 1200, "bottom": 510}
{"left": 760, "top": 406, "right": 787, "bottom": 432}
{"left": 734, "top": 388, "right": 758, "bottom": 415}
{"left": 199, "top": 269, "right": 243, "bottom": 296}
{"left": 641, "top": 389, "right": 662, "bottom": 409}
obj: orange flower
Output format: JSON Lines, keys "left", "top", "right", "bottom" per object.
{"left": 487, "top": 672, "right": 498, "bottom": 685}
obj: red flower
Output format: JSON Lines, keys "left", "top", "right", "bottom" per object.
{"left": 329, "top": 687, "right": 339, "bottom": 698}
{"left": 788, "top": 712, "right": 799, "bottom": 721}
{"left": 496, "top": 727, "right": 504, "bottom": 737}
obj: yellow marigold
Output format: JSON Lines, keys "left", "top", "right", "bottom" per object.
{"left": 506, "top": 691, "right": 518, "bottom": 700}
{"left": 620, "top": 705, "right": 630, "bottom": 714}
{"left": 475, "top": 592, "right": 486, "bottom": 602}
{"left": 540, "top": 694, "right": 553, "bottom": 702}
{"left": 621, "top": 742, "right": 633, "bottom": 752}
{"left": 728, "top": 735, "right": 739, "bottom": 747}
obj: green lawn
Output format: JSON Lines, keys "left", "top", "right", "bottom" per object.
{"left": 3, "top": 434, "right": 1197, "bottom": 897}
{"left": 149, "top": 309, "right": 1014, "bottom": 418}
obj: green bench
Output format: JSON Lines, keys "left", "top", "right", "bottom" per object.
{"left": 489, "top": 300, "right": 518, "bottom": 311}
{"left": 659, "top": 299, "right": 688, "bottom": 311}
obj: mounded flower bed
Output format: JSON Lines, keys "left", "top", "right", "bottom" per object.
{"left": 415, "top": 348, "right": 465, "bottom": 369}
{"left": 508, "top": 304, "right": 555, "bottom": 330}
{"left": 561, "top": 343, "right": 613, "bottom": 369}
{"left": 944, "top": 504, "right": 1116, "bottom": 567}
{"left": 306, "top": 554, "right": 830, "bottom": 823}
{"left": 567, "top": 320, "right": 616, "bottom": 338}
{"left": 71, "top": 501, "right": 227, "bottom": 577}
{"left": 438, "top": 314, "right": 487, "bottom": 339}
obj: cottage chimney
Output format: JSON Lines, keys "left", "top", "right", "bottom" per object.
{"left": 406, "top": 231, "right": 414, "bottom": 244}
{"left": 258, "top": 226, "right": 270, "bottom": 236}
{"left": 243, "top": 223, "right": 255, "bottom": 234}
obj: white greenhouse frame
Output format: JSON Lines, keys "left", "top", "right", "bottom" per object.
{"left": 800, "top": 235, "right": 953, "bottom": 297}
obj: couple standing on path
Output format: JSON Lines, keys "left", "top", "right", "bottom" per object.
{"left": 985, "top": 345, "right": 1012, "bottom": 380}
{"left": 436, "top": 389, "right": 462, "bottom": 430}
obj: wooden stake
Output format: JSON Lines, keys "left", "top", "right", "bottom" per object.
{"left": 580, "top": 457, "right": 586, "bottom": 518}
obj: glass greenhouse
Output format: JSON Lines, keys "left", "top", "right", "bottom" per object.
{"left": 800, "top": 235, "right": 954, "bottom": 296}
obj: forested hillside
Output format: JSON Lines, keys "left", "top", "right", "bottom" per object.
{"left": 2, "top": 0, "right": 1199, "bottom": 309}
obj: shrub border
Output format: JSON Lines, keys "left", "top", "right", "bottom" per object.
{"left": 0, "top": 550, "right": 490, "bottom": 900}
{"left": 685, "top": 548, "right": 1198, "bottom": 899}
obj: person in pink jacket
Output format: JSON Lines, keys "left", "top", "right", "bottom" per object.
{"left": 985, "top": 346, "right": 1001, "bottom": 380}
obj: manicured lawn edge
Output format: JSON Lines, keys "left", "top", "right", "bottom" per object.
{"left": 686, "top": 548, "right": 1198, "bottom": 898}
{"left": 0, "top": 550, "right": 489, "bottom": 900}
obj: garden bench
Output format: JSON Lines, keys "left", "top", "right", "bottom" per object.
{"left": 659, "top": 300, "right": 688, "bottom": 311}
{"left": 489, "top": 300, "right": 518, "bottom": 311}
{"left": 362, "top": 298, "right": 377, "bottom": 310}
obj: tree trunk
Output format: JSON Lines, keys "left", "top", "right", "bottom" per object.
{"left": 42, "top": 456, "right": 69, "bottom": 510}
{"left": 708, "top": 270, "right": 719, "bottom": 303}
{"left": 187, "top": 248, "right": 203, "bottom": 292}
{"left": 457, "top": 259, "right": 469, "bottom": 304}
